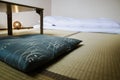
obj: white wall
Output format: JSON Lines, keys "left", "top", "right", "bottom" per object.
{"left": 51, "top": 0, "right": 120, "bottom": 21}
{"left": 1, "top": 0, "right": 120, "bottom": 28}
{"left": 2, "top": 0, "right": 51, "bottom": 16}
{"left": 0, "top": 0, "right": 51, "bottom": 28}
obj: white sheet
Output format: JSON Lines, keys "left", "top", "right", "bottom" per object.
{"left": 33, "top": 16, "right": 120, "bottom": 34}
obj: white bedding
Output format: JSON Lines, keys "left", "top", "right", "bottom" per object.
{"left": 33, "top": 16, "right": 120, "bottom": 34}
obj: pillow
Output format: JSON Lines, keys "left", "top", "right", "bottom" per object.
{"left": 0, "top": 35, "right": 82, "bottom": 72}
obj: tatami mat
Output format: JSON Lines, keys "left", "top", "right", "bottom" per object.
{"left": 0, "top": 29, "right": 77, "bottom": 37}
{"left": 0, "top": 30, "right": 120, "bottom": 80}
{"left": 47, "top": 33, "right": 120, "bottom": 80}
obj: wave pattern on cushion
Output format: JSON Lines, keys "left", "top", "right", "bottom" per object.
{"left": 0, "top": 35, "right": 81, "bottom": 72}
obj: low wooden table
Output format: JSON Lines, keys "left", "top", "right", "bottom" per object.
{"left": 0, "top": 1, "right": 44, "bottom": 35}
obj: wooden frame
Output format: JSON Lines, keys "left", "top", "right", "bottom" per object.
{"left": 0, "top": 1, "right": 44, "bottom": 35}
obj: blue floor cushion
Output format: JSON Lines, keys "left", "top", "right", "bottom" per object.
{"left": 0, "top": 35, "right": 82, "bottom": 72}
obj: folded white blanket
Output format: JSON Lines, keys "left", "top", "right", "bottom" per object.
{"left": 34, "top": 16, "right": 120, "bottom": 34}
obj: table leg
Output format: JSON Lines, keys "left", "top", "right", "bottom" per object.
{"left": 7, "top": 4, "right": 13, "bottom": 35}
{"left": 36, "top": 8, "right": 44, "bottom": 34}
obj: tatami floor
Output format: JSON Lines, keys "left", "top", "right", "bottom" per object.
{"left": 0, "top": 29, "right": 77, "bottom": 37}
{"left": 0, "top": 29, "right": 120, "bottom": 80}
